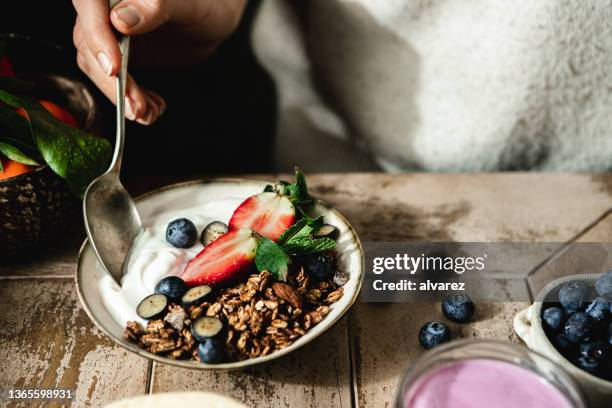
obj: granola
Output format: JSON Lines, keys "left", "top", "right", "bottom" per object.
{"left": 124, "top": 268, "right": 344, "bottom": 362}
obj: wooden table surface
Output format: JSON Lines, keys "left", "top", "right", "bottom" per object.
{"left": 2, "top": 173, "right": 612, "bottom": 408}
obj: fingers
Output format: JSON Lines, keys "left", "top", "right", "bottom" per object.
{"left": 110, "top": 0, "right": 170, "bottom": 36}
{"left": 72, "top": 0, "right": 121, "bottom": 76}
{"left": 110, "top": 0, "right": 246, "bottom": 41}
{"left": 75, "top": 20, "right": 165, "bottom": 125}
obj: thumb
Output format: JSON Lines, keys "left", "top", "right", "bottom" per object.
{"left": 110, "top": 0, "right": 170, "bottom": 35}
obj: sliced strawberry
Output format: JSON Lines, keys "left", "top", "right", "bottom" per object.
{"left": 229, "top": 192, "right": 295, "bottom": 240}
{"left": 181, "top": 228, "right": 258, "bottom": 287}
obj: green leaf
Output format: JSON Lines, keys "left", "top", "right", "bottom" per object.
{"left": 0, "top": 87, "right": 30, "bottom": 108}
{"left": 256, "top": 238, "right": 291, "bottom": 281}
{"left": 277, "top": 216, "right": 323, "bottom": 245}
{"left": 283, "top": 167, "right": 312, "bottom": 204}
{"left": 0, "top": 103, "right": 36, "bottom": 149}
{"left": 282, "top": 237, "right": 336, "bottom": 255}
{"left": 276, "top": 215, "right": 336, "bottom": 255}
{"left": 0, "top": 142, "right": 39, "bottom": 165}
{"left": 0, "top": 88, "right": 111, "bottom": 196}
{"left": 277, "top": 218, "right": 309, "bottom": 245}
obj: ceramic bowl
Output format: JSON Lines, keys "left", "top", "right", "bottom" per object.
{"left": 104, "top": 392, "right": 246, "bottom": 408}
{"left": 76, "top": 179, "right": 364, "bottom": 369}
{"left": 514, "top": 273, "right": 612, "bottom": 408}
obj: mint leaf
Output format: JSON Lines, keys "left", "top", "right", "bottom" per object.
{"left": 277, "top": 216, "right": 323, "bottom": 245}
{"left": 0, "top": 88, "right": 111, "bottom": 196}
{"left": 277, "top": 218, "right": 310, "bottom": 245}
{"left": 282, "top": 237, "right": 336, "bottom": 255}
{"left": 256, "top": 238, "right": 291, "bottom": 281}
{"left": 277, "top": 216, "right": 336, "bottom": 255}
{"left": 281, "top": 167, "right": 312, "bottom": 205}
{"left": 0, "top": 142, "right": 39, "bottom": 165}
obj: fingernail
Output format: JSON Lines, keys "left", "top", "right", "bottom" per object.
{"left": 136, "top": 109, "right": 154, "bottom": 125}
{"left": 114, "top": 5, "right": 141, "bottom": 28}
{"left": 150, "top": 98, "right": 164, "bottom": 116}
{"left": 125, "top": 98, "right": 136, "bottom": 120}
{"left": 96, "top": 52, "right": 112, "bottom": 76}
{"left": 136, "top": 116, "right": 152, "bottom": 126}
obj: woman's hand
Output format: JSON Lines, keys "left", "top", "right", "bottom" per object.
{"left": 72, "top": 0, "right": 246, "bottom": 124}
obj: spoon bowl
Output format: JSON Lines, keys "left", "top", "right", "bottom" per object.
{"left": 83, "top": 176, "right": 141, "bottom": 282}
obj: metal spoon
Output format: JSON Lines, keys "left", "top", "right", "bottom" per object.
{"left": 83, "top": 8, "right": 142, "bottom": 284}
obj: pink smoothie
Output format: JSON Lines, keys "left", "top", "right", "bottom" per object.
{"left": 404, "top": 359, "right": 574, "bottom": 408}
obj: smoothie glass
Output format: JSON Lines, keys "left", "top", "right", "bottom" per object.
{"left": 395, "top": 339, "right": 586, "bottom": 408}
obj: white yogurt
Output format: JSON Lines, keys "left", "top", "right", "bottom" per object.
{"left": 98, "top": 196, "right": 245, "bottom": 327}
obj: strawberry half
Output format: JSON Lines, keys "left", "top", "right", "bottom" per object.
{"left": 229, "top": 192, "right": 295, "bottom": 241}
{"left": 181, "top": 228, "right": 258, "bottom": 287}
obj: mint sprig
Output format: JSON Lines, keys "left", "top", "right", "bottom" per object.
{"left": 255, "top": 216, "right": 337, "bottom": 281}
{"left": 277, "top": 216, "right": 335, "bottom": 255}
{"left": 277, "top": 217, "right": 320, "bottom": 245}
{"left": 284, "top": 167, "right": 311, "bottom": 204}
{"left": 271, "top": 167, "right": 313, "bottom": 206}
{"left": 282, "top": 236, "right": 336, "bottom": 256}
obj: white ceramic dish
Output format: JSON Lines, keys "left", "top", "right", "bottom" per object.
{"left": 104, "top": 392, "right": 246, "bottom": 408}
{"left": 76, "top": 179, "right": 364, "bottom": 369}
{"left": 514, "top": 273, "right": 612, "bottom": 408}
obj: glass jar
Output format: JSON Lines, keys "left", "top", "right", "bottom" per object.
{"left": 395, "top": 339, "right": 586, "bottom": 408}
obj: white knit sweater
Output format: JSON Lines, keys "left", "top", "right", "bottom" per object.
{"left": 252, "top": 0, "right": 612, "bottom": 172}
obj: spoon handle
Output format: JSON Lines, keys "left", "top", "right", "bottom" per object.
{"left": 109, "top": 0, "right": 129, "bottom": 176}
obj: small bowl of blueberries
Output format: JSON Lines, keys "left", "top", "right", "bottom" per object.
{"left": 514, "top": 272, "right": 612, "bottom": 408}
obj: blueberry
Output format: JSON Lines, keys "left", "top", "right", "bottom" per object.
{"left": 305, "top": 253, "right": 335, "bottom": 281}
{"left": 200, "top": 221, "right": 229, "bottom": 247}
{"left": 579, "top": 340, "right": 610, "bottom": 364}
{"left": 313, "top": 224, "right": 340, "bottom": 241}
{"left": 154, "top": 276, "right": 187, "bottom": 301}
{"left": 585, "top": 297, "right": 610, "bottom": 322}
{"left": 559, "top": 281, "right": 589, "bottom": 312}
{"left": 551, "top": 333, "right": 576, "bottom": 354}
{"left": 564, "top": 312, "right": 595, "bottom": 343}
{"left": 198, "top": 338, "right": 226, "bottom": 364}
{"left": 136, "top": 294, "right": 168, "bottom": 320}
{"left": 575, "top": 355, "right": 601, "bottom": 375}
{"left": 542, "top": 306, "right": 564, "bottom": 331}
{"left": 418, "top": 321, "right": 451, "bottom": 350}
{"left": 181, "top": 285, "right": 212, "bottom": 308}
{"left": 442, "top": 293, "right": 475, "bottom": 323}
{"left": 595, "top": 271, "right": 612, "bottom": 300}
{"left": 575, "top": 341, "right": 610, "bottom": 375}
{"left": 166, "top": 218, "right": 198, "bottom": 248}
{"left": 191, "top": 317, "right": 224, "bottom": 342}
